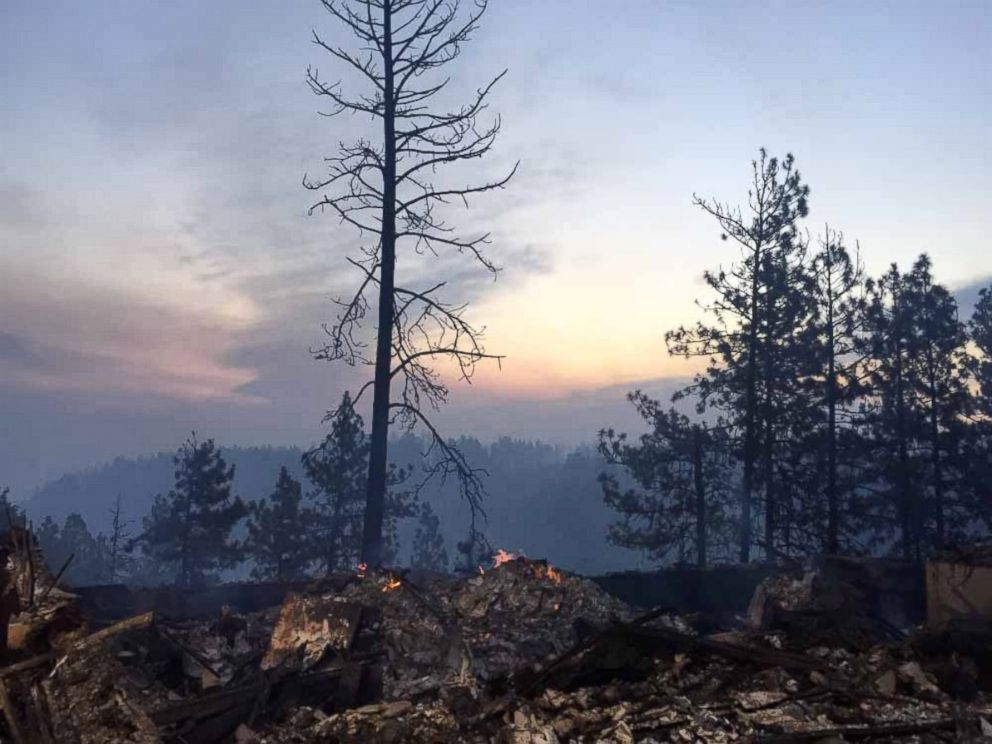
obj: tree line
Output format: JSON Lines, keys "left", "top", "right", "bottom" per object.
{"left": 10, "top": 432, "right": 631, "bottom": 587}
{"left": 600, "top": 149, "right": 992, "bottom": 567}
{"left": 24, "top": 396, "right": 450, "bottom": 588}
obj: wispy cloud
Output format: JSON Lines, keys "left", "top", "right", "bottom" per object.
{"left": 0, "top": 267, "right": 259, "bottom": 404}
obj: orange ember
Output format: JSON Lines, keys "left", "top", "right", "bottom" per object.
{"left": 382, "top": 575, "right": 402, "bottom": 593}
{"left": 356, "top": 562, "right": 368, "bottom": 578}
{"left": 492, "top": 549, "right": 518, "bottom": 567}
{"left": 545, "top": 565, "right": 563, "bottom": 584}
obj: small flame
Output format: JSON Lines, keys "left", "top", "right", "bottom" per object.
{"left": 546, "top": 565, "right": 563, "bottom": 584}
{"left": 382, "top": 575, "right": 401, "bottom": 593}
{"left": 356, "top": 562, "right": 368, "bottom": 578}
{"left": 478, "top": 566, "right": 485, "bottom": 576}
{"left": 492, "top": 549, "right": 518, "bottom": 568}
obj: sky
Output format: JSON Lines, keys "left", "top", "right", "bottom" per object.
{"left": 1, "top": 0, "right": 990, "bottom": 492}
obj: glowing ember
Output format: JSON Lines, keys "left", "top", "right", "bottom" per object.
{"left": 492, "top": 549, "right": 518, "bottom": 568}
{"left": 382, "top": 575, "right": 402, "bottom": 593}
{"left": 545, "top": 565, "right": 563, "bottom": 584}
{"left": 478, "top": 566, "right": 485, "bottom": 576}
{"left": 356, "top": 562, "right": 368, "bottom": 578}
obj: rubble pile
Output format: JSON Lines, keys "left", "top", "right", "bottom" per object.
{"left": 1, "top": 534, "right": 992, "bottom": 742}
{"left": 251, "top": 559, "right": 992, "bottom": 743}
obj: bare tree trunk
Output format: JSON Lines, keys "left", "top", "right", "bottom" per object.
{"left": 826, "top": 271, "right": 839, "bottom": 554}
{"left": 309, "top": 1, "right": 514, "bottom": 569}
{"left": 761, "top": 256, "right": 776, "bottom": 558}
{"left": 894, "top": 337, "right": 913, "bottom": 561}
{"left": 180, "top": 487, "right": 192, "bottom": 588}
{"left": 361, "top": 4, "right": 396, "bottom": 567}
{"left": 740, "top": 245, "right": 762, "bottom": 564}
{"left": 928, "top": 365, "right": 944, "bottom": 548}
{"left": 326, "top": 500, "right": 343, "bottom": 572}
{"left": 693, "top": 426, "right": 707, "bottom": 567}
{"left": 762, "top": 380, "right": 775, "bottom": 556}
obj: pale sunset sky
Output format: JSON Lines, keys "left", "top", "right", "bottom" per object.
{"left": 1, "top": 0, "right": 990, "bottom": 490}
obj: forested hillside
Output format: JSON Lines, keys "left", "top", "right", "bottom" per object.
{"left": 26, "top": 436, "right": 633, "bottom": 584}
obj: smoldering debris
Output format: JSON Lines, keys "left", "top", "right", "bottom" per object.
{"left": 1, "top": 531, "right": 991, "bottom": 743}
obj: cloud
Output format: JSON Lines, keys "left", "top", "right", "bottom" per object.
{"left": 0, "top": 265, "right": 259, "bottom": 404}
{"left": 0, "top": 332, "right": 44, "bottom": 368}
{"left": 0, "top": 179, "right": 47, "bottom": 232}
{"left": 953, "top": 275, "right": 991, "bottom": 319}
{"left": 0, "top": 0, "right": 642, "bottom": 497}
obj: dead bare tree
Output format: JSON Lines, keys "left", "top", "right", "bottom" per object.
{"left": 107, "top": 495, "right": 132, "bottom": 583}
{"left": 305, "top": 0, "right": 516, "bottom": 565}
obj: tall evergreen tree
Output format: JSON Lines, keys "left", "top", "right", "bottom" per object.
{"left": 304, "top": 393, "right": 413, "bottom": 571}
{"left": 48, "top": 514, "right": 109, "bottom": 586}
{"left": 806, "top": 227, "right": 868, "bottom": 553}
{"left": 35, "top": 516, "right": 61, "bottom": 568}
{"left": 754, "top": 228, "right": 817, "bottom": 557}
{"left": 598, "top": 392, "right": 733, "bottom": 566}
{"left": 245, "top": 467, "right": 313, "bottom": 581}
{"left": 0, "top": 488, "right": 24, "bottom": 532}
{"left": 970, "top": 285, "right": 992, "bottom": 414}
{"left": 902, "top": 256, "right": 971, "bottom": 548}
{"left": 140, "top": 434, "right": 246, "bottom": 588}
{"left": 859, "top": 257, "right": 974, "bottom": 556}
{"left": 962, "top": 285, "right": 992, "bottom": 533}
{"left": 860, "top": 264, "right": 920, "bottom": 559}
{"left": 667, "top": 149, "right": 810, "bottom": 562}
{"left": 411, "top": 502, "right": 449, "bottom": 572}
{"left": 304, "top": 394, "right": 370, "bottom": 572}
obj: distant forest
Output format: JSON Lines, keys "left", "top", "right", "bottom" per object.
{"left": 15, "top": 434, "right": 633, "bottom": 586}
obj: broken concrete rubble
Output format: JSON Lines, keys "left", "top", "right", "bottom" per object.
{"left": 926, "top": 544, "right": 992, "bottom": 628}
{"left": 2, "top": 536, "right": 992, "bottom": 742}
{"left": 747, "top": 556, "right": 923, "bottom": 651}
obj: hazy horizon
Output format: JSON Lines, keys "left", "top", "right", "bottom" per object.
{"left": 2, "top": 0, "right": 990, "bottom": 495}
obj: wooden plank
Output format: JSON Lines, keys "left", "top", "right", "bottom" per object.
{"left": 150, "top": 681, "right": 266, "bottom": 726}
{"left": 752, "top": 716, "right": 961, "bottom": 742}
{"left": 0, "top": 610, "right": 154, "bottom": 679}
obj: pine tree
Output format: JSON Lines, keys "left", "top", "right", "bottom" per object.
{"left": 35, "top": 516, "right": 61, "bottom": 566}
{"left": 806, "top": 227, "right": 868, "bottom": 553}
{"left": 666, "top": 149, "right": 810, "bottom": 562}
{"left": 245, "top": 467, "right": 313, "bottom": 581}
{"left": 962, "top": 285, "right": 992, "bottom": 535}
{"left": 0, "top": 488, "right": 24, "bottom": 532}
{"left": 857, "top": 257, "right": 973, "bottom": 557}
{"left": 599, "top": 392, "right": 733, "bottom": 566}
{"left": 140, "top": 434, "right": 246, "bottom": 588}
{"left": 57, "top": 514, "right": 109, "bottom": 585}
{"left": 970, "top": 286, "right": 992, "bottom": 413}
{"left": 902, "top": 256, "right": 971, "bottom": 549}
{"left": 754, "top": 232, "right": 818, "bottom": 557}
{"left": 860, "top": 264, "right": 921, "bottom": 559}
{"left": 304, "top": 394, "right": 370, "bottom": 572}
{"left": 411, "top": 502, "right": 449, "bottom": 572}
{"left": 304, "top": 393, "right": 414, "bottom": 572}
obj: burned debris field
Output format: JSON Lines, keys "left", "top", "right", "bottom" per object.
{"left": 3, "top": 0, "right": 992, "bottom": 743}
{"left": 2, "top": 532, "right": 992, "bottom": 742}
